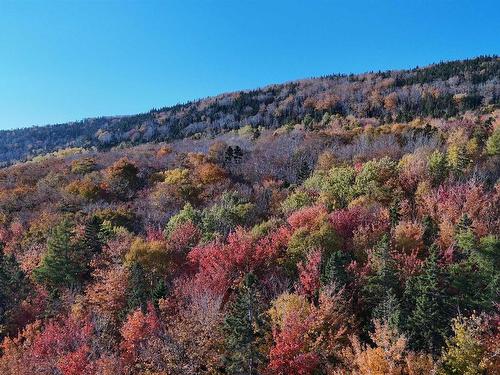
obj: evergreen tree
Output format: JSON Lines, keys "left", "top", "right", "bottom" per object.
{"left": 233, "top": 146, "right": 243, "bottom": 163}
{"left": 224, "top": 273, "right": 268, "bottom": 375}
{"left": 225, "top": 146, "right": 234, "bottom": 163}
{"left": 455, "top": 213, "right": 476, "bottom": 254}
{"left": 151, "top": 278, "right": 167, "bottom": 308}
{"left": 252, "top": 127, "right": 261, "bottom": 140}
{"left": 472, "top": 118, "right": 491, "bottom": 149}
{"left": 81, "top": 216, "right": 102, "bottom": 255}
{"left": 486, "top": 128, "right": 500, "bottom": 156}
{"left": 389, "top": 199, "right": 401, "bottom": 228}
{"left": 448, "top": 146, "right": 470, "bottom": 177}
{"left": 0, "top": 243, "right": 30, "bottom": 339}
{"left": 33, "top": 218, "right": 87, "bottom": 290}
{"left": 403, "top": 245, "right": 449, "bottom": 353}
{"left": 448, "top": 235, "right": 499, "bottom": 314}
{"left": 362, "top": 235, "right": 401, "bottom": 330}
{"left": 320, "top": 249, "right": 351, "bottom": 289}
{"left": 303, "top": 114, "right": 313, "bottom": 130}
{"left": 296, "top": 160, "right": 310, "bottom": 183}
{"left": 428, "top": 150, "right": 448, "bottom": 187}
{"left": 126, "top": 261, "right": 149, "bottom": 312}
{"left": 422, "top": 215, "right": 439, "bottom": 249}
{"left": 372, "top": 289, "right": 401, "bottom": 331}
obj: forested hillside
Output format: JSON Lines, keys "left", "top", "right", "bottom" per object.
{"left": 0, "top": 56, "right": 499, "bottom": 374}
{"left": 0, "top": 56, "right": 498, "bottom": 165}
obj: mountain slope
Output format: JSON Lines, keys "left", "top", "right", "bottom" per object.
{"left": 1, "top": 55, "right": 498, "bottom": 165}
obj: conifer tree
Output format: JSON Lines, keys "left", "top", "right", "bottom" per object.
{"left": 455, "top": 213, "right": 476, "bottom": 254}
{"left": 486, "top": 128, "right": 500, "bottom": 156}
{"left": 0, "top": 243, "right": 30, "bottom": 339}
{"left": 81, "top": 216, "right": 102, "bottom": 255}
{"left": 389, "top": 199, "right": 401, "bottom": 228}
{"left": 224, "top": 272, "right": 268, "bottom": 375}
{"left": 320, "top": 249, "right": 351, "bottom": 289}
{"left": 151, "top": 278, "right": 167, "bottom": 308}
{"left": 126, "top": 262, "right": 149, "bottom": 312}
{"left": 422, "top": 215, "right": 439, "bottom": 249}
{"left": 403, "top": 245, "right": 449, "bottom": 353}
{"left": 233, "top": 146, "right": 243, "bottom": 163}
{"left": 362, "top": 235, "right": 401, "bottom": 330}
{"left": 225, "top": 146, "right": 234, "bottom": 163}
{"left": 448, "top": 235, "right": 499, "bottom": 314}
{"left": 33, "top": 218, "right": 87, "bottom": 290}
{"left": 296, "top": 160, "right": 310, "bottom": 183}
{"left": 372, "top": 289, "right": 401, "bottom": 331}
{"left": 428, "top": 150, "right": 448, "bottom": 187}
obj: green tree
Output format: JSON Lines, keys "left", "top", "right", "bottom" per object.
{"left": 447, "top": 145, "right": 470, "bottom": 177}
{"left": 71, "top": 157, "right": 97, "bottom": 175}
{"left": 164, "top": 202, "right": 201, "bottom": 238}
{"left": 280, "top": 190, "right": 314, "bottom": 215}
{"left": 389, "top": 199, "right": 401, "bottom": 228}
{"left": 33, "top": 218, "right": 88, "bottom": 290}
{"left": 321, "top": 165, "right": 357, "bottom": 209}
{"left": 296, "top": 160, "right": 311, "bottom": 183}
{"left": 422, "top": 215, "right": 439, "bottom": 248}
{"left": 448, "top": 235, "right": 499, "bottom": 314}
{"left": 303, "top": 113, "right": 313, "bottom": 130}
{"left": 81, "top": 216, "right": 102, "bottom": 255}
{"left": 126, "top": 261, "right": 149, "bottom": 312}
{"left": 224, "top": 273, "right": 268, "bottom": 375}
{"left": 455, "top": 214, "right": 476, "bottom": 255}
{"left": 225, "top": 146, "right": 234, "bottom": 163}
{"left": 403, "top": 246, "right": 449, "bottom": 353}
{"left": 428, "top": 150, "right": 448, "bottom": 187}
{"left": 320, "top": 249, "right": 351, "bottom": 289}
{"left": 0, "top": 243, "right": 30, "bottom": 339}
{"left": 201, "top": 192, "right": 254, "bottom": 240}
{"left": 355, "top": 157, "right": 397, "bottom": 204}
{"left": 362, "top": 235, "right": 401, "bottom": 330}
{"left": 105, "top": 158, "right": 141, "bottom": 200}
{"left": 372, "top": 289, "right": 401, "bottom": 331}
{"left": 151, "top": 279, "right": 167, "bottom": 308}
{"left": 485, "top": 128, "right": 500, "bottom": 156}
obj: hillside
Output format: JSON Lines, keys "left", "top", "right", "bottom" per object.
{"left": 0, "top": 55, "right": 498, "bottom": 165}
{"left": 0, "top": 56, "right": 499, "bottom": 374}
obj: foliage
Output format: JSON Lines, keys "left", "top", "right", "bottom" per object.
{"left": 0, "top": 56, "right": 499, "bottom": 374}
{"left": 125, "top": 238, "right": 170, "bottom": 275}
{"left": 201, "top": 192, "right": 255, "bottom": 240}
{"left": 280, "top": 190, "right": 314, "bottom": 215}
{"left": 355, "top": 157, "right": 398, "bottom": 204}
{"left": 344, "top": 319, "right": 436, "bottom": 375}
{"left": 403, "top": 246, "right": 449, "bottom": 353}
{"left": 33, "top": 218, "right": 89, "bottom": 290}
{"left": 0, "top": 244, "right": 31, "bottom": 338}
{"left": 224, "top": 273, "right": 269, "bottom": 375}
{"left": 439, "top": 315, "right": 486, "bottom": 375}
{"left": 428, "top": 150, "right": 448, "bottom": 187}
{"left": 104, "top": 158, "right": 141, "bottom": 199}
{"left": 485, "top": 128, "right": 500, "bottom": 156}
{"left": 362, "top": 235, "right": 401, "bottom": 328}
{"left": 70, "top": 157, "right": 97, "bottom": 175}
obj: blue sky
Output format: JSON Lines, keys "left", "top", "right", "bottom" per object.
{"left": 0, "top": 0, "right": 498, "bottom": 130}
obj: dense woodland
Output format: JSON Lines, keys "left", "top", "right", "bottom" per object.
{"left": 0, "top": 56, "right": 498, "bottom": 165}
{"left": 0, "top": 57, "right": 499, "bottom": 374}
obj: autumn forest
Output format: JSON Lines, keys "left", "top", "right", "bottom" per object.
{"left": 0, "top": 56, "right": 499, "bottom": 374}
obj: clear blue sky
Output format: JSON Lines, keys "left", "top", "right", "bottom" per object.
{"left": 0, "top": 0, "right": 498, "bottom": 130}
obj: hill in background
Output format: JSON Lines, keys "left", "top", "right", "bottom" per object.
{"left": 0, "top": 55, "right": 498, "bottom": 165}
